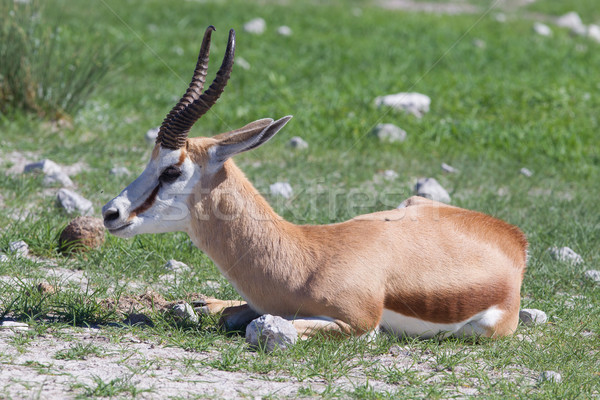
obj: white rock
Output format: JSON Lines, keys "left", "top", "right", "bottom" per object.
{"left": 172, "top": 302, "right": 199, "bottom": 324}
{"left": 587, "top": 24, "right": 600, "bottom": 43}
{"left": 374, "top": 92, "right": 431, "bottom": 118}
{"left": 519, "top": 308, "right": 548, "bottom": 325}
{"left": 548, "top": 246, "right": 583, "bottom": 265}
{"left": 56, "top": 188, "right": 93, "bottom": 216}
{"left": 415, "top": 178, "right": 451, "bottom": 203}
{"left": 534, "top": 22, "right": 552, "bottom": 37}
{"left": 0, "top": 254, "right": 8, "bottom": 262}
{"left": 270, "top": 182, "right": 293, "bottom": 199}
{"left": 520, "top": 167, "right": 533, "bottom": 177}
{"left": 538, "top": 371, "right": 562, "bottom": 383}
{"left": 236, "top": 57, "right": 251, "bottom": 70}
{"left": 382, "top": 170, "right": 398, "bottom": 180}
{"left": 24, "top": 159, "right": 61, "bottom": 175}
{"left": 244, "top": 18, "right": 266, "bottom": 35}
{"left": 164, "top": 259, "right": 188, "bottom": 273}
{"left": 245, "top": 314, "right": 298, "bottom": 352}
{"left": 0, "top": 320, "right": 30, "bottom": 331}
{"left": 495, "top": 13, "right": 507, "bottom": 23}
{"left": 110, "top": 167, "right": 131, "bottom": 177}
{"left": 277, "top": 25, "right": 292, "bottom": 36}
{"left": 441, "top": 163, "right": 458, "bottom": 173}
{"left": 145, "top": 127, "right": 160, "bottom": 144}
{"left": 371, "top": 124, "right": 407, "bottom": 143}
{"left": 584, "top": 270, "right": 600, "bottom": 283}
{"left": 43, "top": 170, "right": 74, "bottom": 187}
{"left": 9, "top": 240, "right": 29, "bottom": 257}
{"left": 288, "top": 136, "right": 308, "bottom": 149}
{"left": 556, "top": 12, "right": 586, "bottom": 36}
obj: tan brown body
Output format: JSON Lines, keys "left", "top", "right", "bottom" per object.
{"left": 187, "top": 151, "right": 527, "bottom": 338}
{"left": 103, "top": 26, "right": 528, "bottom": 340}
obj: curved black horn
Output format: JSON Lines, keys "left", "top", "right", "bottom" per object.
{"left": 157, "top": 27, "right": 236, "bottom": 150}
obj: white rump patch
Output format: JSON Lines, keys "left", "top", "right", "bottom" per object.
{"left": 379, "top": 306, "right": 503, "bottom": 339}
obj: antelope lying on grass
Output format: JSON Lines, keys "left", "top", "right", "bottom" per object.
{"left": 103, "top": 26, "right": 528, "bottom": 339}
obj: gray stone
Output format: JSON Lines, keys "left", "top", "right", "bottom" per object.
{"left": 371, "top": 124, "right": 407, "bottom": 143}
{"left": 43, "top": 170, "right": 74, "bottom": 187}
{"left": 277, "top": 25, "right": 292, "bottom": 36}
{"left": 374, "top": 92, "right": 431, "bottom": 118}
{"left": 24, "top": 159, "right": 74, "bottom": 187}
{"left": 441, "top": 163, "right": 458, "bottom": 173}
{"left": 110, "top": 167, "right": 131, "bottom": 177}
{"left": 534, "top": 22, "right": 552, "bottom": 37}
{"left": 145, "top": 127, "right": 160, "bottom": 144}
{"left": 270, "top": 182, "right": 293, "bottom": 199}
{"left": 9, "top": 240, "right": 29, "bottom": 257}
{"left": 164, "top": 259, "right": 188, "bottom": 273}
{"left": 245, "top": 314, "right": 298, "bottom": 352}
{"left": 244, "top": 18, "right": 266, "bottom": 35}
{"left": 584, "top": 270, "right": 600, "bottom": 283}
{"left": 56, "top": 188, "right": 94, "bottom": 216}
{"left": 519, "top": 308, "right": 547, "bottom": 326}
{"left": 0, "top": 320, "right": 29, "bottom": 331}
{"left": 0, "top": 254, "right": 8, "bottom": 263}
{"left": 548, "top": 246, "right": 583, "bottom": 265}
{"left": 415, "top": 177, "right": 451, "bottom": 203}
{"left": 538, "top": 371, "right": 562, "bottom": 383}
{"left": 288, "top": 136, "right": 308, "bottom": 149}
{"left": 24, "top": 159, "right": 61, "bottom": 175}
{"left": 555, "top": 12, "right": 586, "bottom": 36}
{"left": 172, "top": 302, "right": 199, "bottom": 324}
{"left": 382, "top": 170, "right": 398, "bottom": 181}
{"left": 520, "top": 167, "right": 533, "bottom": 177}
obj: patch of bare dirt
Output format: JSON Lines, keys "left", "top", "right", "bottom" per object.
{"left": 378, "top": 0, "right": 480, "bottom": 14}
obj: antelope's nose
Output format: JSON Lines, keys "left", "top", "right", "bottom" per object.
{"left": 103, "top": 207, "right": 120, "bottom": 223}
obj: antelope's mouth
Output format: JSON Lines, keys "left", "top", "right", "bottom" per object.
{"left": 107, "top": 222, "right": 134, "bottom": 234}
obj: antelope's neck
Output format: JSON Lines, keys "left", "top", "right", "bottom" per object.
{"left": 186, "top": 160, "right": 308, "bottom": 292}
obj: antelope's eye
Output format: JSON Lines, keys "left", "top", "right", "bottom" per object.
{"left": 159, "top": 166, "right": 182, "bottom": 183}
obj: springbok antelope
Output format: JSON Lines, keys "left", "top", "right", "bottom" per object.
{"left": 102, "top": 26, "right": 528, "bottom": 339}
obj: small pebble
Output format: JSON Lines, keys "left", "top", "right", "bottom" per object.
{"left": 548, "top": 246, "right": 583, "bottom": 265}
{"left": 56, "top": 188, "right": 94, "bottom": 216}
{"left": 441, "top": 163, "right": 458, "bottom": 173}
{"left": 519, "top": 308, "right": 547, "bottom": 326}
{"left": 520, "top": 167, "right": 533, "bottom": 177}
{"left": 172, "top": 302, "right": 199, "bottom": 324}
{"left": 9, "top": 240, "right": 29, "bottom": 257}
{"left": 164, "top": 259, "right": 188, "bottom": 273}
{"left": 533, "top": 22, "right": 552, "bottom": 37}
{"left": 371, "top": 124, "right": 407, "bottom": 143}
{"left": 415, "top": 177, "right": 451, "bottom": 203}
{"left": 374, "top": 92, "right": 431, "bottom": 118}
{"left": 538, "top": 371, "right": 562, "bottom": 383}
{"left": 584, "top": 270, "right": 600, "bottom": 283}
{"left": 288, "top": 136, "right": 308, "bottom": 149}
{"left": 277, "top": 26, "right": 292, "bottom": 36}
{"left": 245, "top": 314, "right": 297, "bottom": 352}
{"left": 270, "top": 182, "right": 293, "bottom": 199}
{"left": 244, "top": 18, "right": 266, "bottom": 35}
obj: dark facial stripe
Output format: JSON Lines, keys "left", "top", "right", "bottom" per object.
{"left": 129, "top": 184, "right": 161, "bottom": 220}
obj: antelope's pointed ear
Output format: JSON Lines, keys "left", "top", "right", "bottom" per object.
{"left": 212, "top": 116, "right": 292, "bottom": 163}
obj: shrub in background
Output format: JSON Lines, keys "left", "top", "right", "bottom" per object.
{"left": 0, "top": 0, "right": 118, "bottom": 119}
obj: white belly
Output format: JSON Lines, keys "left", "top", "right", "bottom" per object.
{"left": 379, "top": 306, "right": 503, "bottom": 339}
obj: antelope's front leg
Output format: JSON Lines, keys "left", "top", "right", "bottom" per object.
{"left": 193, "top": 298, "right": 261, "bottom": 332}
{"left": 289, "top": 317, "right": 358, "bottom": 340}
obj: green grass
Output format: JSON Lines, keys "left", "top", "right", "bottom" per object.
{"left": 1, "top": 0, "right": 599, "bottom": 398}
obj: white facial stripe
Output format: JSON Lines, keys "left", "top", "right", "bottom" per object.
{"left": 103, "top": 147, "right": 202, "bottom": 237}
